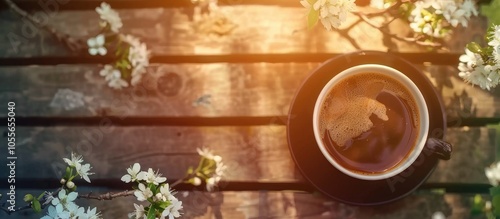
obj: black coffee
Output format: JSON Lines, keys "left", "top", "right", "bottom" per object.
{"left": 318, "top": 72, "right": 419, "bottom": 175}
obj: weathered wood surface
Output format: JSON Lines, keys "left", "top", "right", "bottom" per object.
{"left": 1, "top": 63, "right": 499, "bottom": 118}
{"left": 0, "top": 188, "right": 475, "bottom": 219}
{"left": 0, "top": 6, "right": 488, "bottom": 58}
{"left": 0, "top": 2, "right": 495, "bottom": 219}
{"left": 0, "top": 126, "right": 494, "bottom": 184}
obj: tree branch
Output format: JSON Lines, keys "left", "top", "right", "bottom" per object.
{"left": 3, "top": 0, "right": 85, "bottom": 53}
{"left": 78, "top": 190, "right": 135, "bottom": 201}
{"left": 77, "top": 177, "right": 188, "bottom": 201}
{"left": 352, "top": 11, "right": 443, "bottom": 48}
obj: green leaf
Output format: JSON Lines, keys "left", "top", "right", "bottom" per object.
{"left": 32, "top": 199, "right": 41, "bottom": 213}
{"left": 146, "top": 205, "right": 156, "bottom": 219}
{"left": 158, "top": 201, "right": 170, "bottom": 210}
{"left": 467, "top": 42, "right": 484, "bottom": 54}
{"left": 492, "top": 194, "right": 500, "bottom": 216}
{"left": 491, "top": 187, "right": 500, "bottom": 197}
{"left": 148, "top": 183, "right": 158, "bottom": 194}
{"left": 307, "top": 9, "right": 319, "bottom": 30}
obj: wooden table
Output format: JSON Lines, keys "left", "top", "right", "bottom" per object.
{"left": 0, "top": 0, "right": 498, "bottom": 218}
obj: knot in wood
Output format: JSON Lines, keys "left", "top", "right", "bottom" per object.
{"left": 157, "top": 72, "right": 182, "bottom": 96}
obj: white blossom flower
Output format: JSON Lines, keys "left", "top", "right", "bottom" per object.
{"left": 75, "top": 163, "right": 94, "bottom": 183}
{"left": 160, "top": 183, "right": 173, "bottom": 198}
{"left": 83, "top": 207, "right": 102, "bottom": 219}
{"left": 87, "top": 34, "right": 107, "bottom": 56}
{"left": 488, "top": 25, "right": 500, "bottom": 64}
{"left": 461, "top": 0, "right": 478, "bottom": 17}
{"left": 63, "top": 153, "right": 83, "bottom": 167}
{"left": 99, "top": 65, "right": 129, "bottom": 89}
{"left": 205, "top": 176, "right": 219, "bottom": 192}
{"left": 161, "top": 196, "right": 183, "bottom": 219}
{"left": 300, "top": 0, "right": 356, "bottom": 30}
{"left": 459, "top": 48, "right": 483, "bottom": 69}
{"left": 41, "top": 206, "right": 68, "bottom": 219}
{"left": 51, "top": 190, "right": 78, "bottom": 211}
{"left": 67, "top": 204, "right": 86, "bottom": 219}
{"left": 99, "top": 65, "right": 119, "bottom": 81}
{"left": 196, "top": 147, "right": 227, "bottom": 191}
{"left": 457, "top": 48, "right": 500, "bottom": 90}
{"left": 409, "top": 0, "right": 478, "bottom": 37}
{"left": 143, "top": 168, "right": 167, "bottom": 185}
{"left": 197, "top": 147, "right": 215, "bottom": 159}
{"left": 442, "top": 3, "right": 467, "bottom": 27}
{"left": 128, "top": 203, "right": 145, "bottom": 219}
{"left": 486, "top": 162, "right": 500, "bottom": 186}
{"left": 121, "top": 163, "right": 143, "bottom": 183}
{"left": 108, "top": 76, "right": 129, "bottom": 90}
{"left": 493, "top": 45, "right": 500, "bottom": 65}
{"left": 95, "top": 2, "right": 123, "bottom": 33}
{"left": 122, "top": 34, "right": 150, "bottom": 86}
{"left": 134, "top": 183, "right": 153, "bottom": 201}
{"left": 128, "top": 40, "right": 150, "bottom": 67}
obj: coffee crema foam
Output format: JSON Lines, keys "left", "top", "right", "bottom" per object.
{"left": 319, "top": 72, "right": 419, "bottom": 147}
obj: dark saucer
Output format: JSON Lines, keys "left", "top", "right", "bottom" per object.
{"left": 286, "top": 51, "right": 447, "bottom": 206}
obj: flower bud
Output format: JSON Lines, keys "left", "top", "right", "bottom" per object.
{"left": 23, "top": 194, "right": 34, "bottom": 202}
{"left": 192, "top": 176, "right": 202, "bottom": 186}
{"left": 486, "top": 201, "right": 492, "bottom": 210}
{"left": 60, "top": 178, "right": 66, "bottom": 185}
{"left": 213, "top": 155, "right": 222, "bottom": 163}
{"left": 66, "top": 181, "right": 75, "bottom": 189}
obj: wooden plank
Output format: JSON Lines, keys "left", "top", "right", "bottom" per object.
{"left": 0, "top": 63, "right": 314, "bottom": 117}
{"left": 0, "top": 6, "right": 487, "bottom": 57}
{"left": 2, "top": 126, "right": 296, "bottom": 182}
{"left": 0, "top": 126, "right": 495, "bottom": 184}
{"left": 0, "top": 189, "right": 480, "bottom": 219}
{"left": 2, "top": 63, "right": 500, "bottom": 119}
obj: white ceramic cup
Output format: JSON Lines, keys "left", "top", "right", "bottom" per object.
{"left": 312, "top": 64, "right": 430, "bottom": 180}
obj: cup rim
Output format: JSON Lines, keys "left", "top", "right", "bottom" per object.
{"left": 312, "top": 64, "right": 430, "bottom": 180}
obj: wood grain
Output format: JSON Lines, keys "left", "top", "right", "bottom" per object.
{"left": 0, "top": 188, "right": 474, "bottom": 219}
{"left": 1, "top": 63, "right": 500, "bottom": 119}
{"left": 0, "top": 6, "right": 487, "bottom": 57}
{"left": 0, "top": 126, "right": 494, "bottom": 184}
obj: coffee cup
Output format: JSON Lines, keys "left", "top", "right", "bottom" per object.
{"left": 312, "top": 64, "right": 452, "bottom": 180}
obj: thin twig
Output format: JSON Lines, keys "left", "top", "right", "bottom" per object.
{"left": 77, "top": 177, "right": 188, "bottom": 201}
{"left": 78, "top": 190, "right": 135, "bottom": 201}
{"left": 3, "top": 0, "right": 85, "bottom": 53}
{"left": 381, "top": 16, "right": 399, "bottom": 28}
{"left": 353, "top": 11, "right": 443, "bottom": 48}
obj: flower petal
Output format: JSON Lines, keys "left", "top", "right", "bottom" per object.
{"left": 96, "top": 34, "right": 105, "bottom": 45}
